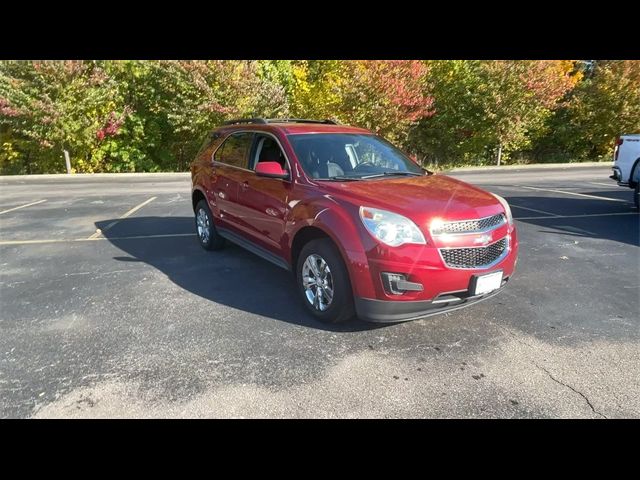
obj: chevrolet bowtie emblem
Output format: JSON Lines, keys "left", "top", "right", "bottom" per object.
{"left": 474, "top": 234, "right": 492, "bottom": 246}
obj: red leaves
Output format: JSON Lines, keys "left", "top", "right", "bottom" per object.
{"left": 96, "top": 107, "right": 131, "bottom": 141}
{"left": 520, "top": 60, "right": 581, "bottom": 109}
{"left": 333, "top": 60, "right": 434, "bottom": 141}
{"left": 202, "top": 102, "right": 234, "bottom": 114}
{"left": 0, "top": 97, "right": 21, "bottom": 117}
{"left": 351, "top": 60, "right": 434, "bottom": 121}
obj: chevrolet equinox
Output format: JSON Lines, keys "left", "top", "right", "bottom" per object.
{"left": 190, "top": 118, "right": 519, "bottom": 323}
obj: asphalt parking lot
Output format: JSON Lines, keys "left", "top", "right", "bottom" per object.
{"left": 1, "top": 165, "right": 638, "bottom": 418}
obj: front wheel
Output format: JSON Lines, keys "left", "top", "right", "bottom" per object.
{"left": 195, "top": 199, "right": 225, "bottom": 251}
{"left": 296, "top": 239, "right": 355, "bottom": 324}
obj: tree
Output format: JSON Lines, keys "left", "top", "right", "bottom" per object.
{"left": 481, "top": 60, "right": 581, "bottom": 165}
{"left": 1, "top": 59, "right": 634, "bottom": 173}
{"left": 102, "top": 60, "right": 290, "bottom": 171}
{"left": 0, "top": 60, "right": 126, "bottom": 173}
{"left": 288, "top": 60, "right": 433, "bottom": 148}
{"left": 340, "top": 60, "right": 434, "bottom": 144}
{"left": 0, "top": 60, "right": 293, "bottom": 173}
{"left": 561, "top": 60, "right": 640, "bottom": 160}
{"left": 409, "top": 60, "right": 581, "bottom": 166}
{"left": 408, "top": 60, "right": 489, "bottom": 166}
{"left": 288, "top": 60, "right": 348, "bottom": 120}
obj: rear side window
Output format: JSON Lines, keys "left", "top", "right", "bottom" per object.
{"left": 214, "top": 132, "right": 254, "bottom": 169}
{"left": 195, "top": 132, "right": 223, "bottom": 162}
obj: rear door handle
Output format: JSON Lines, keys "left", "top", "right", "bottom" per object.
{"left": 240, "top": 181, "right": 249, "bottom": 191}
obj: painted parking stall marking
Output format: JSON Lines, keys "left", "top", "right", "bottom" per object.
{"left": 589, "top": 182, "right": 619, "bottom": 187}
{"left": 514, "top": 185, "right": 632, "bottom": 203}
{"left": 515, "top": 212, "right": 638, "bottom": 221}
{"left": 0, "top": 199, "right": 47, "bottom": 215}
{"left": 509, "top": 204, "right": 560, "bottom": 217}
{"left": 0, "top": 232, "right": 195, "bottom": 246}
{"left": 87, "top": 196, "right": 157, "bottom": 239}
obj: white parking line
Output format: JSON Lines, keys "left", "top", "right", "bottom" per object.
{"left": 509, "top": 204, "right": 560, "bottom": 217}
{"left": 515, "top": 212, "right": 637, "bottom": 220}
{"left": 0, "top": 199, "right": 47, "bottom": 215}
{"left": 514, "top": 185, "right": 630, "bottom": 203}
{"left": 589, "top": 182, "right": 617, "bottom": 187}
{"left": 0, "top": 232, "right": 194, "bottom": 246}
{"left": 87, "top": 196, "right": 157, "bottom": 239}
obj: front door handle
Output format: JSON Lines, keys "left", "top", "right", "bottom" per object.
{"left": 240, "top": 181, "right": 249, "bottom": 191}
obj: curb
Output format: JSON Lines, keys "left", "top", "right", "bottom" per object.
{"left": 0, "top": 162, "right": 612, "bottom": 179}
{"left": 447, "top": 162, "right": 611, "bottom": 173}
{"left": 0, "top": 172, "right": 191, "bottom": 179}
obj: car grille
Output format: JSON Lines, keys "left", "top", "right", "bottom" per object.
{"left": 433, "top": 213, "right": 505, "bottom": 235}
{"left": 440, "top": 237, "right": 509, "bottom": 269}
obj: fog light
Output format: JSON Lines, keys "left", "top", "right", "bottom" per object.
{"left": 381, "top": 272, "right": 424, "bottom": 295}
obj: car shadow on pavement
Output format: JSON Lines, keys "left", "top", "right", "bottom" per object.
{"left": 95, "top": 216, "right": 385, "bottom": 332}
{"left": 507, "top": 194, "right": 639, "bottom": 247}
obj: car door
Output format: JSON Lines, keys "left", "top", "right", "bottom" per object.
{"left": 234, "top": 133, "right": 292, "bottom": 255}
{"left": 211, "top": 131, "right": 254, "bottom": 231}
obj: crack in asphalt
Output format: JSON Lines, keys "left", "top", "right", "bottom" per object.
{"left": 533, "top": 362, "right": 607, "bottom": 419}
{"left": 492, "top": 322, "right": 608, "bottom": 419}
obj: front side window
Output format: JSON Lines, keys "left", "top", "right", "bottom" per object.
{"left": 251, "top": 135, "right": 288, "bottom": 172}
{"left": 287, "top": 134, "right": 424, "bottom": 180}
{"left": 214, "top": 132, "right": 254, "bottom": 169}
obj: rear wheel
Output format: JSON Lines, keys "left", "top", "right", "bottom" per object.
{"left": 195, "top": 199, "right": 225, "bottom": 250}
{"left": 296, "top": 238, "right": 355, "bottom": 324}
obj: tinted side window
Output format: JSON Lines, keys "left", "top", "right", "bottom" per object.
{"left": 196, "top": 132, "right": 223, "bottom": 164}
{"left": 214, "top": 132, "right": 254, "bottom": 169}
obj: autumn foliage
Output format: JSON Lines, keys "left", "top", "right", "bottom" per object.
{"left": 0, "top": 60, "right": 638, "bottom": 173}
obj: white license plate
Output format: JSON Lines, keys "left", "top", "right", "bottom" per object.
{"left": 473, "top": 271, "right": 503, "bottom": 296}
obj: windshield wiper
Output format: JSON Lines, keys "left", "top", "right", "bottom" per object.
{"left": 318, "top": 175, "right": 363, "bottom": 182}
{"left": 360, "top": 171, "right": 424, "bottom": 179}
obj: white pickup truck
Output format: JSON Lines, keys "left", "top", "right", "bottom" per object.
{"left": 610, "top": 134, "right": 640, "bottom": 209}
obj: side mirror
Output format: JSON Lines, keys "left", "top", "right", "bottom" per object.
{"left": 255, "top": 161, "right": 289, "bottom": 179}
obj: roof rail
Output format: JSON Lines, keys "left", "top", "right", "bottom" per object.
{"left": 222, "top": 118, "right": 338, "bottom": 126}
{"left": 265, "top": 118, "right": 338, "bottom": 125}
{"left": 222, "top": 118, "right": 268, "bottom": 125}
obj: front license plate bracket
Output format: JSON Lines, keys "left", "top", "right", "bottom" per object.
{"left": 469, "top": 270, "right": 503, "bottom": 296}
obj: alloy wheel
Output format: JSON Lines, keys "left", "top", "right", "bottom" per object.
{"left": 301, "top": 254, "right": 334, "bottom": 311}
{"left": 196, "top": 208, "right": 210, "bottom": 244}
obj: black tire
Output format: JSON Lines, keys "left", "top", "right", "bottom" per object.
{"left": 296, "top": 238, "right": 355, "bottom": 324}
{"left": 634, "top": 182, "right": 639, "bottom": 210}
{"left": 195, "top": 199, "right": 225, "bottom": 251}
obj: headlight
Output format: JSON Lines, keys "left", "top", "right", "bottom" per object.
{"left": 492, "top": 194, "right": 513, "bottom": 226}
{"left": 359, "top": 206, "right": 426, "bottom": 247}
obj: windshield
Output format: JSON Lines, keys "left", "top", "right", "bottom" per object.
{"left": 287, "top": 133, "right": 425, "bottom": 180}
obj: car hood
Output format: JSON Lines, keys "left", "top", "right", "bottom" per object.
{"left": 319, "top": 174, "right": 504, "bottom": 222}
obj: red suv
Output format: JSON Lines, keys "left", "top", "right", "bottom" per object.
{"left": 191, "top": 119, "right": 518, "bottom": 323}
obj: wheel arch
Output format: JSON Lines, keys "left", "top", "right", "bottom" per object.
{"left": 192, "top": 188, "right": 207, "bottom": 212}
{"left": 290, "top": 226, "right": 336, "bottom": 276}
{"left": 630, "top": 157, "right": 640, "bottom": 187}
{"left": 287, "top": 204, "right": 375, "bottom": 299}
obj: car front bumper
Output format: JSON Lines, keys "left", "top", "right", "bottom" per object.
{"left": 355, "top": 276, "right": 509, "bottom": 323}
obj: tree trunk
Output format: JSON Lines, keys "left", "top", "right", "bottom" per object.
{"left": 63, "top": 149, "right": 72, "bottom": 174}
{"left": 496, "top": 144, "right": 503, "bottom": 166}
{"left": 25, "top": 151, "right": 32, "bottom": 175}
